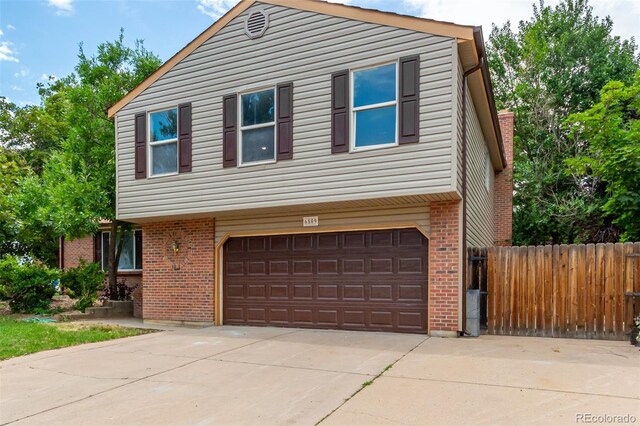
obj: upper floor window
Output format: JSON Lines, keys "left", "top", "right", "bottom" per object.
{"left": 240, "top": 88, "right": 275, "bottom": 165}
{"left": 149, "top": 108, "right": 178, "bottom": 176}
{"left": 101, "top": 230, "right": 142, "bottom": 271}
{"left": 351, "top": 62, "right": 397, "bottom": 150}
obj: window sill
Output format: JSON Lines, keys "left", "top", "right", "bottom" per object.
{"left": 116, "top": 270, "right": 142, "bottom": 275}
{"left": 147, "top": 172, "right": 179, "bottom": 179}
{"left": 350, "top": 142, "right": 398, "bottom": 153}
{"left": 237, "top": 159, "right": 277, "bottom": 168}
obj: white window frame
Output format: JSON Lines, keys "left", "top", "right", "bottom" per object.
{"left": 238, "top": 86, "right": 277, "bottom": 167}
{"left": 350, "top": 61, "right": 399, "bottom": 152}
{"left": 147, "top": 106, "right": 179, "bottom": 177}
{"left": 101, "top": 231, "right": 141, "bottom": 272}
{"left": 484, "top": 150, "right": 491, "bottom": 192}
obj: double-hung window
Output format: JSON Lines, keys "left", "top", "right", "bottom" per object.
{"left": 351, "top": 62, "right": 398, "bottom": 150}
{"left": 101, "top": 230, "right": 142, "bottom": 271}
{"left": 239, "top": 88, "right": 276, "bottom": 165}
{"left": 149, "top": 108, "right": 178, "bottom": 176}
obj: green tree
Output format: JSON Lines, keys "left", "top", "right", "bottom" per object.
{"left": 565, "top": 73, "right": 640, "bottom": 241}
{"left": 15, "top": 31, "right": 161, "bottom": 287}
{"left": 487, "top": 0, "right": 639, "bottom": 244}
{"left": 0, "top": 80, "right": 69, "bottom": 175}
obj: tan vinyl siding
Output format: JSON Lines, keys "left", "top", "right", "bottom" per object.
{"left": 116, "top": 2, "right": 456, "bottom": 221}
{"left": 214, "top": 203, "right": 430, "bottom": 245}
{"left": 455, "top": 59, "right": 464, "bottom": 193}
{"left": 464, "top": 84, "right": 494, "bottom": 247}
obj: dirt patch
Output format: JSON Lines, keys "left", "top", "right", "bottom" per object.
{"left": 51, "top": 295, "right": 76, "bottom": 311}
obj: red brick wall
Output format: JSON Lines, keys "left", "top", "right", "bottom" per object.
{"left": 142, "top": 218, "right": 215, "bottom": 324}
{"left": 429, "top": 200, "right": 461, "bottom": 334}
{"left": 63, "top": 236, "right": 94, "bottom": 268}
{"left": 495, "top": 111, "right": 514, "bottom": 246}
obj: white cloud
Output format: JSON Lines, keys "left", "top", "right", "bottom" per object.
{"left": 0, "top": 41, "right": 18, "bottom": 62}
{"left": 14, "top": 69, "right": 29, "bottom": 78}
{"left": 11, "top": 85, "right": 23, "bottom": 91}
{"left": 0, "top": 29, "right": 3, "bottom": 37}
{"left": 197, "top": 0, "right": 238, "bottom": 19}
{"left": 401, "top": 0, "right": 639, "bottom": 41}
{"left": 40, "top": 73, "right": 58, "bottom": 82}
{"left": 7, "top": 24, "right": 15, "bottom": 30}
{"left": 48, "top": 0, "right": 74, "bottom": 15}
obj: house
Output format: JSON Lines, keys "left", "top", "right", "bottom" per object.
{"left": 59, "top": 224, "right": 143, "bottom": 317}
{"left": 105, "top": 0, "right": 514, "bottom": 336}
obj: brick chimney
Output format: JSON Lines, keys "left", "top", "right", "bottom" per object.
{"left": 494, "top": 111, "right": 514, "bottom": 246}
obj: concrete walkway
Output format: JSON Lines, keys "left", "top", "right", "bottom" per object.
{"left": 1, "top": 321, "right": 638, "bottom": 425}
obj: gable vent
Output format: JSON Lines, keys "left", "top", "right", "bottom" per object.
{"left": 244, "top": 10, "right": 269, "bottom": 39}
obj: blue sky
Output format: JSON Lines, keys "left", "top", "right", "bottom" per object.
{"left": 1, "top": 0, "right": 638, "bottom": 107}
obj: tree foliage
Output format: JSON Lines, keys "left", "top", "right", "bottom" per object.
{"left": 11, "top": 31, "right": 161, "bottom": 282}
{"left": 566, "top": 73, "right": 640, "bottom": 241}
{"left": 487, "top": 0, "right": 639, "bottom": 244}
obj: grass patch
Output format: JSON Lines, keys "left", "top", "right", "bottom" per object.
{"left": 0, "top": 317, "right": 154, "bottom": 360}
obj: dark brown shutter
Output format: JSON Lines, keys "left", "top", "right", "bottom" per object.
{"left": 93, "top": 233, "right": 102, "bottom": 264}
{"left": 134, "top": 113, "right": 147, "bottom": 178}
{"left": 331, "top": 70, "right": 349, "bottom": 153}
{"left": 276, "top": 82, "right": 293, "bottom": 160}
{"left": 135, "top": 230, "right": 143, "bottom": 270}
{"left": 222, "top": 94, "right": 238, "bottom": 168}
{"left": 399, "top": 55, "right": 420, "bottom": 144}
{"left": 178, "top": 103, "right": 192, "bottom": 173}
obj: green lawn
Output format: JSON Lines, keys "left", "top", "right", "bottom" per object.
{"left": 0, "top": 318, "right": 154, "bottom": 360}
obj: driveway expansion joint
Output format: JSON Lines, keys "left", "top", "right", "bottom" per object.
{"left": 316, "top": 335, "right": 429, "bottom": 425}
{"left": 203, "top": 357, "right": 376, "bottom": 377}
{"left": 382, "top": 374, "right": 640, "bottom": 401}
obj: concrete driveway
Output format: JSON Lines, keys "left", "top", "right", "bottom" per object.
{"left": 1, "top": 322, "right": 638, "bottom": 425}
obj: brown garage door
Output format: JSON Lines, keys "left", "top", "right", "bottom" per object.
{"left": 223, "top": 229, "right": 428, "bottom": 333}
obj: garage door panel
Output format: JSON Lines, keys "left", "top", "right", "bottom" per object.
{"left": 223, "top": 229, "right": 428, "bottom": 333}
{"left": 269, "top": 308, "right": 289, "bottom": 323}
{"left": 398, "top": 257, "right": 424, "bottom": 273}
{"left": 269, "top": 235, "right": 289, "bottom": 250}
{"left": 318, "top": 309, "right": 338, "bottom": 325}
{"left": 344, "top": 259, "right": 365, "bottom": 274}
{"left": 269, "top": 260, "right": 289, "bottom": 274}
{"left": 344, "top": 232, "right": 366, "bottom": 248}
{"left": 370, "top": 230, "right": 394, "bottom": 247}
{"left": 293, "top": 260, "right": 313, "bottom": 274}
{"left": 318, "top": 259, "right": 338, "bottom": 274}
{"left": 318, "top": 284, "right": 338, "bottom": 299}
{"left": 225, "top": 261, "right": 244, "bottom": 275}
{"left": 371, "top": 258, "right": 394, "bottom": 274}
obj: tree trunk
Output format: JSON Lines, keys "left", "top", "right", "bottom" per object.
{"left": 107, "top": 220, "right": 125, "bottom": 294}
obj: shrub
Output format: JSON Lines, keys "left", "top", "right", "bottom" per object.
{"left": 0, "top": 256, "right": 58, "bottom": 313}
{"left": 60, "top": 259, "right": 106, "bottom": 312}
{"left": 102, "top": 278, "right": 137, "bottom": 301}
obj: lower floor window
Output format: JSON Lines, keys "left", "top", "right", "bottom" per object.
{"left": 101, "top": 230, "right": 142, "bottom": 271}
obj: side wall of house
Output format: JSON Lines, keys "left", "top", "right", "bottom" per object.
{"left": 63, "top": 236, "right": 94, "bottom": 268}
{"left": 464, "top": 84, "right": 495, "bottom": 248}
{"left": 116, "top": 2, "right": 458, "bottom": 221}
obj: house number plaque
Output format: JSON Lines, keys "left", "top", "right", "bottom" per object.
{"left": 303, "top": 216, "right": 319, "bottom": 227}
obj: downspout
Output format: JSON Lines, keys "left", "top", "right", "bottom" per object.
{"left": 460, "top": 56, "right": 484, "bottom": 336}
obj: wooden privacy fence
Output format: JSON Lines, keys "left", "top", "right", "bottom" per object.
{"left": 481, "top": 243, "right": 640, "bottom": 340}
